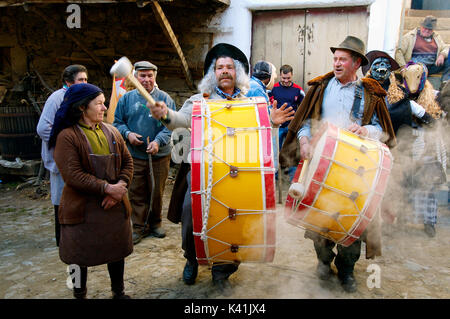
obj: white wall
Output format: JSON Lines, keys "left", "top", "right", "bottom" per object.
{"left": 367, "top": 0, "right": 404, "bottom": 58}
{"left": 209, "top": 0, "right": 403, "bottom": 62}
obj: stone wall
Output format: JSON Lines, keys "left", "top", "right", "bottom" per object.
{"left": 0, "top": 1, "right": 226, "bottom": 108}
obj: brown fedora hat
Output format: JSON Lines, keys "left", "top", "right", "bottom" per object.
{"left": 330, "top": 35, "right": 369, "bottom": 66}
{"left": 362, "top": 50, "right": 400, "bottom": 75}
{"left": 421, "top": 15, "right": 437, "bottom": 30}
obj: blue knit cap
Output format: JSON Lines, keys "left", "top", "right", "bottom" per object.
{"left": 252, "top": 61, "right": 272, "bottom": 80}
{"left": 48, "top": 83, "right": 103, "bottom": 149}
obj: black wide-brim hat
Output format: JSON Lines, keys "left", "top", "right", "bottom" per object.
{"left": 203, "top": 43, "right": 249, "bottom": 75}
{"left": 362, "top": 50, "right": 400, "bottom": 75}
{"left": 330, "top": 35, "right": 369, "bottom": 66}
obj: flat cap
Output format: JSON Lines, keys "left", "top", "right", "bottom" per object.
{"left": 134, "top": 61, "right": 158, "bottom": 71}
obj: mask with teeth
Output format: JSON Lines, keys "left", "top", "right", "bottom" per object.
{"left": 370, "top": 57, "right": 392, "bottom": 82}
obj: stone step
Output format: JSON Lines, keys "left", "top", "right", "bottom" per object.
{"left": 427, "top": 75, "right": 443, "bottom": 90}
{"left": 404, "top": 16, "right": 450, "bottom": 31}
{"left": 405, "top": 9, "right": 450, "bottom": 18}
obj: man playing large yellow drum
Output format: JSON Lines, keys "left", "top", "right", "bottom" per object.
{"left": 280, "top": 36, "right": 396, "bottom": 293}
{"left": 149, "top": 43, "right": 294, "bottom": 295}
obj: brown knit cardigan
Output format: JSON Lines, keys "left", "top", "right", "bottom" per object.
{"left": 53, "top": 122, "right": 133, "bottom": 225}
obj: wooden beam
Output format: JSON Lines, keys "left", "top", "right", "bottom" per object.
{"left": 0, "top": 1, "right": 173, "bottom": 6}
{"left": 150, "top": 0, "right": 195, "bottom": 90}
{"left": 212, "top": 0, "right": 230, "bottom": 5}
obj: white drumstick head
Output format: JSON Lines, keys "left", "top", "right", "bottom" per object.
{"left": 110, "top": 56, "right": 133, "bottom": 78}
{"left": 288, "top": 182, "right": 306, "bottom": 200}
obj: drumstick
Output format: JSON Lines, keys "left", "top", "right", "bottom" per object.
{"left": 288, "top": 160, "right": 309, "bottom": 200}
{"left": 298, "top": 159, "right": 309, "bottom": 184}
{"left": 110, "top": 56, "right": 156, "bottom": 107}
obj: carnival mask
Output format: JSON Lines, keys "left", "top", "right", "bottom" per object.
{"left": 370, "top": 57, "right": 391, "bottom": 82}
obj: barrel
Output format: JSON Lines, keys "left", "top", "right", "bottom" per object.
{"left": 0, "top": 105, "right": 41, "bottom": 161}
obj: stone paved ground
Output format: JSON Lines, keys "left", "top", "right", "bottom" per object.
{"left": 0, "top": 170, "right": 449, "bottom": 300}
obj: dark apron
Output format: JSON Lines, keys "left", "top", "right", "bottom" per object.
{"left": 59, "top": 125, "right": 133, "bottom": 267}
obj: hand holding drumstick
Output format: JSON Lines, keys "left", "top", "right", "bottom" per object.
{"left": 148, "top": 101, "right": 169, "bottom": 121}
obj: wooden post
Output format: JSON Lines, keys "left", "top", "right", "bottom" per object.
{"left": 150, "top": 1, "right": 195, "bottom": 90}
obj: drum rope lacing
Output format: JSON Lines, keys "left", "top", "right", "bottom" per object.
{"left": 192, "top": 99, "right": 276, "bottom": 262}
{"left": 289, "top": 135, "right": 392, "bottom": 241}
{"left": 200, "top": 98, "right": 214, "bottom": 242}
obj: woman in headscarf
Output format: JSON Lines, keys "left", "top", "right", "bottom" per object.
{"left": 50, "top": 83, "right": 134, "bottom": 299}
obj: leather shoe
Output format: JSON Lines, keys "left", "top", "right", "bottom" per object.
{"left": 112, "top": 291, "right": 131, "bottom": 299}
{"left": 183, "top": 261, "right": 198, "bottom": 285}
{"left": 132, "top": 231, "right": 143, "bottom": 245}
{"left": 424, "top": 224, "right": 436, "bottom": 238}
{"left": 150, "top": 227, "right": 166, "bottom": 238}
{"left": 213, "top": 278, "right": 232, "bottom": 297}
{"left": 338, "top": 273, "right": 357, "bottom": 293}
{"left": 316, "top": 261, "right": 333, "bottom": 280}
{"left": 73, "top": 287, "right": 87, "bottom": 299}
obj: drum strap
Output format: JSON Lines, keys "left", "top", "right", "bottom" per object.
{"left": 350, "top": 81, "right": 364, "bottom": 121}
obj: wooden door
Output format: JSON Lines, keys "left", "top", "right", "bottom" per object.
{"left": 304, "top": 7, "right": 369, "bottom": 83}
{"left": 252, "top": 10, "right": 306, "bottom": 87}
{"left": 251, "top": 6, "right": 369, "bottom": 90}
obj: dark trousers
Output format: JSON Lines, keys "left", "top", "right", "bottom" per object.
{"left": 54, "top": 205, "right": 60, "bottom": 247}
{"left": 129, "top": 155, "right": 170, "bottom": 230}
{"left": 307, "top": 231, "right": 361, "bottom": 276}
{"left": 426, "top": 55, "right": 450, "bottom": 82}
{"left": 73, "top": 259, "right": 125, "bottom": 295}
{"left": 277, "top": 126, "right": 297, "bottom": 182}
{"left": 181, "top": 171, "right": 239, "bottom": 281}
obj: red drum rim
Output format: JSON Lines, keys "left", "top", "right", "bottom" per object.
{"left": 285, "top": 122, "right": 392, "bottom": 247}
{"left": 191, "top": 98, "right": 276, "bottom": 265}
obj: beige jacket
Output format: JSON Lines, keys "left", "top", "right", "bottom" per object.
{"left": 395, "top": 27, "right": 449, "bottom": 67}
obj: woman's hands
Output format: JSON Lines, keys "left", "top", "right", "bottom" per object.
{"left": 102, "top": 180, "right": 128, "bottom": 210}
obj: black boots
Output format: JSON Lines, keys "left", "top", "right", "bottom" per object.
{"left": 73, "top": 287, "right": 87, "bottom": 299}
{"left": 316, "top": 261, "right": 358, "bottom": 293}
{"left": 111, "top": 281, "right": 130, "bottom": 299}
{"left": 338, "top": 272, "right": 357, "bottom": 293}
{"left": 182, "top": 260, "right": 198, "bottom": 285}
{"left": 112, "top": 290, "right": 131, "bottom": 299}
{"left": 316, "top": 261, "right": 334, "bottom": 281}
{"left": 424, "top": 223, "right": 436, "bottom": 238}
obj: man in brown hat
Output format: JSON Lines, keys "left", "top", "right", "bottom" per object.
{"left": 148, "top": 43, "right": 294, "bottom": 295}
{"left": 280, "top": 36, "right": 395, "bottom": 293}
{"left": 395, "top": 15, "right": 449, "bottom": 81}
